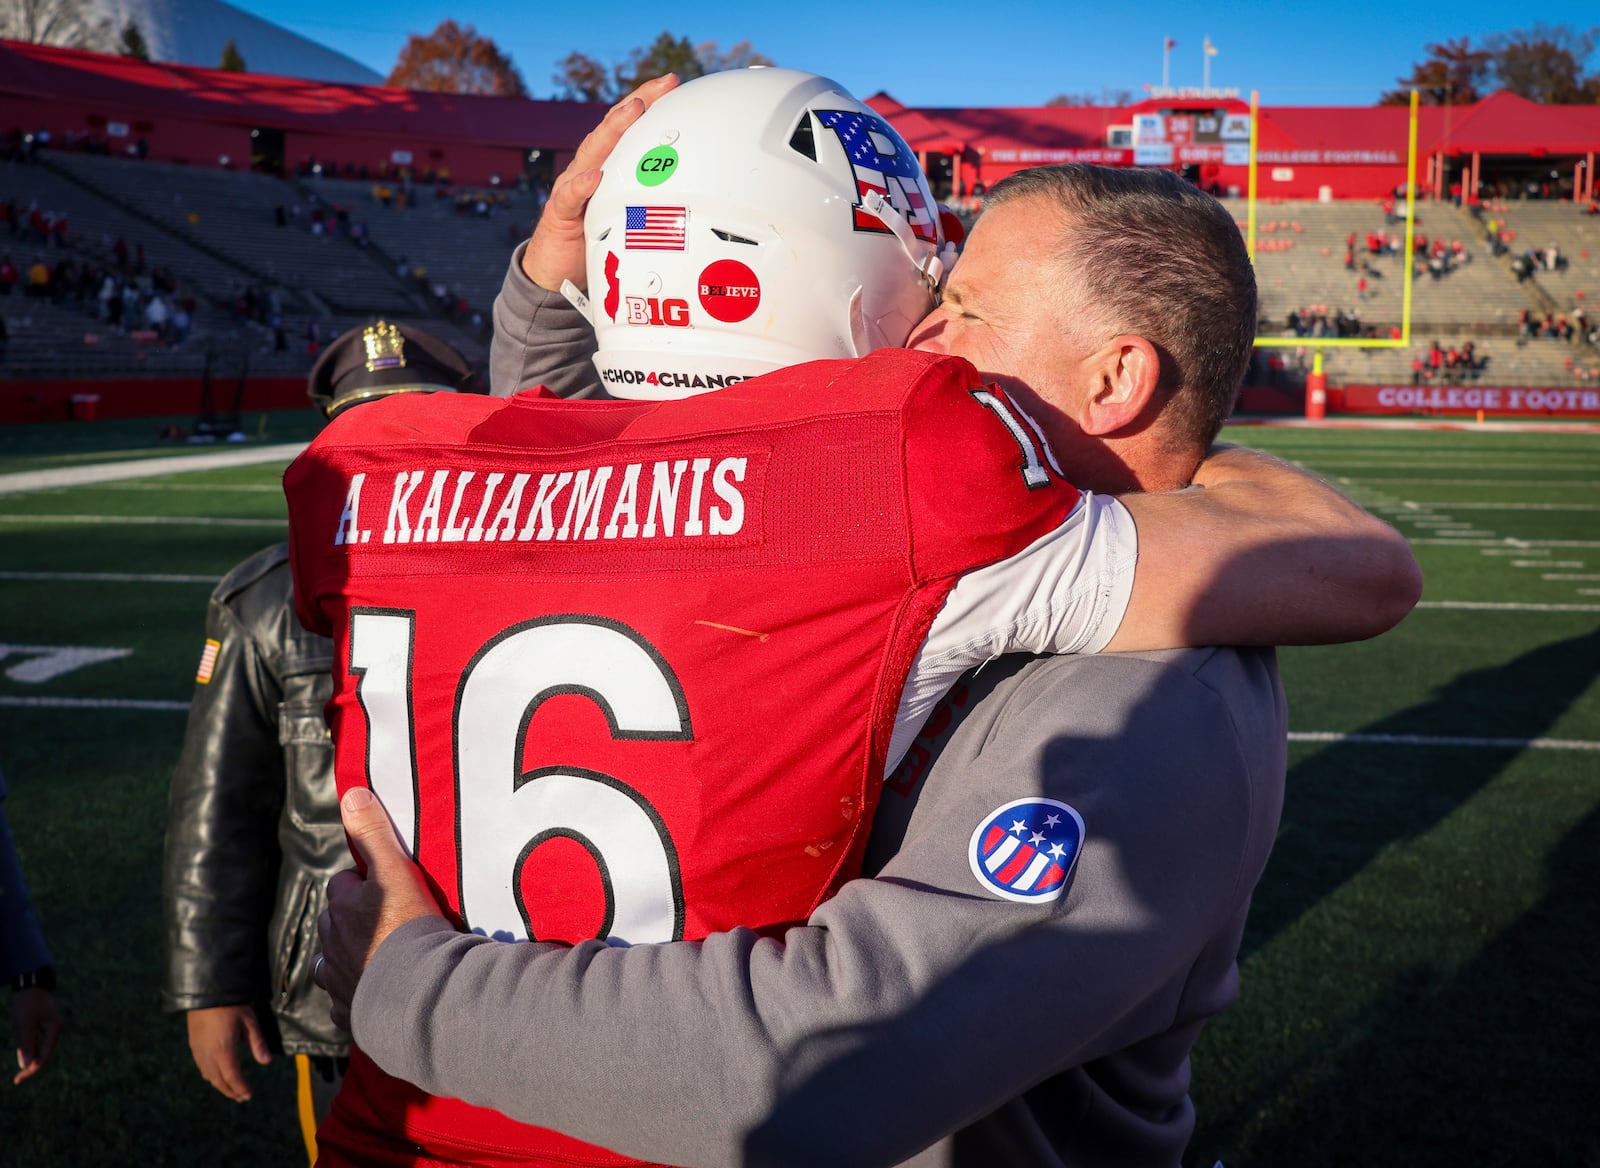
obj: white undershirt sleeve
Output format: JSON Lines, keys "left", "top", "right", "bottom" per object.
{"left": 885, "top": 492, "right": 1136, "bottom": 771}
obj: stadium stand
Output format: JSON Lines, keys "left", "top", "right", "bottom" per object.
{"left": 1231, "top": 197, "right": 1597, "bottom": 389}
{"left": 301, "top": 176, "right": 540, "bottom": 317}
{"left": 42, "top": 153, "right": 425, "bottom": 317}
{"left": 1, "top": 151, "right": 496, "bottom": 383}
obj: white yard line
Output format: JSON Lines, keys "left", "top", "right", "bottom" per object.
{"left": 0, "top": 570, "right": 222, "bottom": 584}
{"left": 103, "top": 482, "right": 286, "bottom": 493}
{"left": 0, "top": 443, "right": 306, "bottom": 495}
{"left": 1288, "top": 731, "right": 1600, "bottom": 752}
{"left": 1543, "top": 574, "right": 1600, "bottom": 581}
{"left": 0, "top": 514, "right": 285, "bottom": 528}
{"left": 1340, "top": 478, "right": 1600, "bottom": 488}
{"left": 1414, "top": 600, "right": 1600, "bottom": 612}
{"left": 1425, "top": 538, "right": 1600, "bottom": 548}
{"left": 1294, "top": 459, "right": 1600, "bottom": 471}
{"left": 0, "top": 696, "right": 190, "bottom": 712}
{"left": 1403, "top": 502, "right": 1600, "bottom": 512}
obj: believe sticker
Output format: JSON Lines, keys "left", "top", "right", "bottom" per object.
{"left": 697, "top": 259, "right": 761, "bottom": 323}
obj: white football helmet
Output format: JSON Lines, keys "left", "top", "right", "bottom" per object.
{"left": 565, "top": 67, "right": 952, "bottom": 400}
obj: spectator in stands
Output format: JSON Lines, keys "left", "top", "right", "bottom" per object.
{"left": 49, "top": 258, "right": 69, "bottom": 305}
{"left": 145, "top": 294, "right": 169, "bottom": 339}
{"left": 26, "top": 259, "right": 48, "bottom": 298}
{"left": 0, "top": 255, "right": 16, "bottom": 296}
{"left": 171, "top": 304, "right": 191, "bottom": 346}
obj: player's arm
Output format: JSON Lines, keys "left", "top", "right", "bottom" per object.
{"left": 1105, "top": 443, "right": 1422, "bottom": 651}
{"left": 340, "top": 651, "right": 1276, "bottom": 1166}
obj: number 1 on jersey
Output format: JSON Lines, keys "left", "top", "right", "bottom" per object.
{"left": 348, "top": 610, "right": 692, "bottom": 945}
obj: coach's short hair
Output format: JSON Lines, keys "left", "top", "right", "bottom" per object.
{"left": 987, "top": 164, "right": 1257, "bottom": 448}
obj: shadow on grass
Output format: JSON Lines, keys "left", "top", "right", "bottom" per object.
{"left": 1200, "top": 796, "right": 1600, "bottom": 1167}
{"left": 1191, "top": 626, "right": 1600, "bottom": 1167}
{"left": 1241, "top": 626, "right": 1600, "bottom": 963}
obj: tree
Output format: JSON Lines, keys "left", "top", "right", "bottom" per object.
{"left": 1047, "top": 88, "right": 1133, "bottom": 107}
{"left": 552, "top": 33, "right": 774, "bottom": 102}
{"left": 1380, "top": 37, "right": 1492, "bottom": 105}
{"left": 0, "top": 0, "right": 116, "bottom": 52}
{"left": 696, "top": 39, "right": 774, "bottom": 73}
{"left": 120, "top": 19, "right": 149, "bottom": 61}
{"left": 388, "top": 20, "right": 527, "bottom": 97}
{"left": 553, "top": 50, "right": 613, "bottom": 101}
{"left": 218, "top": 37, "right": 246, "bottom": 72}
{"left": 615, "top": 31, "right": 703, "bottom": 94}
{"left": 1485, "top": 24, "right": 1598, "bottom": 104}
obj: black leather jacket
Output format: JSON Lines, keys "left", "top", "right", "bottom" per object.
{"left": 161, "top": 543, "right": 350, "bottom": 1056}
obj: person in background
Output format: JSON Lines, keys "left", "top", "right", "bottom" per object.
{"left": 2, "top": 764, "right": 62, "bottom": 1084}
{"left": 161, "top": 321, "right": 476, "bottom": 1163}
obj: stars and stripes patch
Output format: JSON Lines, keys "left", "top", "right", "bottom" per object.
{"left": 625, "top": 206, "right": 687, "bottom": 250}
{"left": 968, "top": 797, "right": 1083, "bottom": 903}
{"left": 195, "top": 638, "right": 221, "bottom": 684}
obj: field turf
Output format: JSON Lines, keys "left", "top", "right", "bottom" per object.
{"left": 0, "top": 413, "right": 1596, "bottom": 1166}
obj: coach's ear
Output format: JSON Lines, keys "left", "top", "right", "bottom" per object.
{"left": 1079, "top": 333, "right": 1162, "bottom": 436}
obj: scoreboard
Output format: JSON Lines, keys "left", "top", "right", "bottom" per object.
{"left": 1131, "top": 110, "right": 1252, "bottom": 167}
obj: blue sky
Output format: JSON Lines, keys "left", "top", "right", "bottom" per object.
{"left": 233, "top": 0, "right": 1600, "bottom": 107}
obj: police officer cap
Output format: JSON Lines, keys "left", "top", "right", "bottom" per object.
{"left": 308, "top": 320, "right": 476, "bottom": 418}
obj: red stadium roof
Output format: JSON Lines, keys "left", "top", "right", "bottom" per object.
{"left": 871, "top": 86, "right": 1600, "bottom": 164}
{"left": 0, "top": 39, "right": 604, "bottom": 147}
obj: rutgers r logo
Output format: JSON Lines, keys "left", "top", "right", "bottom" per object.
{"left": 625, "top": 297, "right": 690, "bottom": 327}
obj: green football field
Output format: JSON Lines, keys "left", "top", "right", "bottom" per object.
{"left": 0, "top": 413, "right": 1596, "bottom": 1166}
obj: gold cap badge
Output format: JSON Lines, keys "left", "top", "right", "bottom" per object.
{"left": 363, "top": 321, "right": 406, "bottom": 372}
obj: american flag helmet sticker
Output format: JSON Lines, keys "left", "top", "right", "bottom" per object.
{"left": 195, "top": 638, "right": 221, "bottom": 684}
{"left": 968, "top": 797, "right": 1083, "bottom": 903}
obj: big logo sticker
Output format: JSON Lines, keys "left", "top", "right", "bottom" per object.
{"left": 968, "top": 797, "right": 1083, "bottom": 903}
{"left": 698, "top": 260, "right": 760, "bottom": 323}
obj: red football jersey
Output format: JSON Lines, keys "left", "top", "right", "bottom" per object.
{"left": 285, "top": 349, "right": 1077, "bottom": 1167}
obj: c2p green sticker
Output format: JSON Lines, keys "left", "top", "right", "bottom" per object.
{"left": 636, "top": 145, "right": 679, "bottom": 186}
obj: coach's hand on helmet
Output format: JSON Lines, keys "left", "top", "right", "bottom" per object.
{"left": 523, "top": 72, "right": 680, "bottom": 294}
{"left": 315, "top": 787, "right": 446, "bottom": 1031}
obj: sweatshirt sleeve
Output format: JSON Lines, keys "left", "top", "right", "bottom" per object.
{"left": 489, "top": 242, "right": 604, "bottom": 400}
{"left": 0, "top": 769, "right": 52, "bottom": 982}
{"left": 352, "top": 649, "right": 1281, "bottom": 1168}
